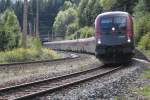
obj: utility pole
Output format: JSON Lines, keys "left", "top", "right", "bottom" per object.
{"left": 36, "top": 0, "right": 39, "bottom": 37}
{"left": 22, "top": 0, "right": 28, "bottom": 48}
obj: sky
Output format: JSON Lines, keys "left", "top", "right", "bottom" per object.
{"left": 11, "top": 0, "right": 30, "bottom": 3}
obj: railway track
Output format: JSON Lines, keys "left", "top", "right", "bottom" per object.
{"left": 0, "top": 64, "right": 122, "bottom": 100}
{"left": 0, "top": 53, "right": 79, "bottom": 67}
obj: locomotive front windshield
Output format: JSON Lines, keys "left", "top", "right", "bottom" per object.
{"left": 100, "top": 16, "right": 127, "bottom": 35}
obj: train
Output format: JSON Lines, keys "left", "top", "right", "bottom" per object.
{"left": 44, "top": 11, "right": 135, "bottom": 63}
{"left": 95, "top": 11, "right": 135, "bottom": 63}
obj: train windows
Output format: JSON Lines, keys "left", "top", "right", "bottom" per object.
{"left": 100, "top": 16, "right": 127, "bottom": 35}
{"left": 100, "top": 17, "right": 113, "bottom": 34}
{"left": 114, "top": 16, "right": 127, "bottom": 34}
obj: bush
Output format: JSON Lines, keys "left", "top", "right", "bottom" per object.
{"left": 27, "top": 36, "right": 42, "bottom": 49}
{"left": 0, "top": 48, "right": 60, "bottom": 64}
{"left": 77, "top": 26, "right": 94, "bottom": 38}
{"left": 138, "top": 32, "right": 150, "bottom": 50}
{"left": 65, "top": 34, "right": 77, "bottom": 40}
{"left": 66, "top": 22, "right": 79, "bottom": 35}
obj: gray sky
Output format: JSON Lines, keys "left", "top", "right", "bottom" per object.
{"left": 11, "top": 0, "right": 30, "bottom": 3}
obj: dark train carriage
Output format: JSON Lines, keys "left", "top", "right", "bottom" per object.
{"left": 95, "top": 11, "right": 135, "bottom": 63}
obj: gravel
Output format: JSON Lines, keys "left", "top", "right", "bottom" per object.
{"left": 0, "top": 53, "right": 101, "bottom": 88}
{"left": 33, "top": 60, "right": 150, "bottom": 100}
{"left": 1, "top": 50, "right": 150, "bottom": 99}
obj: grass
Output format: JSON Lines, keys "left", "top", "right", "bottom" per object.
{"left": 132, "top": 69, "right": 150, "bottom": 99}
{"left": 143, "top": 50, "right": 150, "bottom": 58}
{"left": 0, "top": 48, "right": 60, "bottom": 64}
{"left": 139, "top": 48, "right": 150, "bottom": 59}
{"left": 143, "top": 69, "right": 150, "bottom": 79}
{"left": 133, "top": 85, "right": 150, "bottom": 98}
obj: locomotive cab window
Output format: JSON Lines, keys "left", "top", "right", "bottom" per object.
{"left": 100, "top": 16, "right": 127, "bottom": 35}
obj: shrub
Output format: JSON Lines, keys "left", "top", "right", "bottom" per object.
{"left": 138, "top": 32, "right": 150, "bottom": 50}
{"left": 27, "top": 36, "right": 42, "bottom": 49}
{"left": 66, "top": 22, "right": 79, "bottom": 35}
{"left": 0, "top": 48, "right": 60, "bottom": 64}
{"left": 77, "top": 26, "right": 94, "bottom": 38}
{"left": 65, "top": 34, "right": 76, "bottom": 40}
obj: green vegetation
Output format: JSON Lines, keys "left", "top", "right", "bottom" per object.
{"left": 134, "top": 0, "right": 150, "bottom": 56}
{"left": 65, "top": 26, "right": 94, "bottom": 40}
{"left": 53, "top": 0, "right": 101, "bottom": 39}
{"left": 77, "top": 27, "right": 94, "bottom": 38}
{"left": 134, "top": 85, "right": 150, "bottom": 98}
{"left": 27, "top": 36, "right": 42, "bottom": 49}
{"left": 139, "top": 33, "right": 150, "bottom": 51}
{"left": 143, "top": 69, "right": 150, "bottom": 79}
{"left": 53, "top": 7, "right": 79, "bottom": 37}
{"left": 100, "top": 0, "right": 117, "bottom": 11}
{"left": 78, "top": 0, "right": 102, "bottom": 27}
{"left": 132, "top": 69, "right": 150, "bottom": 99}
{"left": 134, "top": 0, "right": 150, "bottom": 43}
{"left": 66, "top": 33, "right": 77, "bottom": 40}
{"left": 0, "top": 36, "right": 60, "bottom": 64}
{"left": 0, "top": 48, "right": 60, "bottom": 64}
{"left": 0, "top": 0, "right": 150, "bottom": 61}
{"left": 0, "top": 9, "right": 21, "bottom": 51}
{"left": 0, "top": 7, "right": 60, "bottom": 63}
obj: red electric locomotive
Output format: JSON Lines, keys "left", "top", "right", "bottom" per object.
{"left": 95, "top": 11, "right": 135, "bottom": 63}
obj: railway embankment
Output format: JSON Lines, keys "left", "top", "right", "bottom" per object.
{"left": 0, "top": 54, "right": 101, "bottom": 89}
{"left": 0, "top": 51, "right": 150, "bottom": 99}
{"left": 33, "top": 60, "right": 150, "bottom": 100}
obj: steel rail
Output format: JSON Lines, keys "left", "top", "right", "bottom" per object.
{"left": 0, "top": 64, "right": 122, "bottom": 100}
{"left": 0, "top": 55, "right": 79, "bottom": 67}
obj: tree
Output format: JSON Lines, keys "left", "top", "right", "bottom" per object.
{"left": 100, "top": 0, "right": 138, "bottom": 13}
{"left": 53, "top": 7, "right": 78, "bottom": 37}
{"left": 62, "top": 1, "right": 76, "bottom": 11}
{"left": 78, "top": 0, "right": 102, "bottom": 26}
{"left": 100, "top": 0, "right": 117, "bottom": 11}
{"left": 36, "top": 0, "right": 39, "bottom": 37}
{"left": 134, "top": 0, "right": 150, "bottom": 43}
{"left": 0, "top": 9, "right": 21, "bottom": 51}
{"left": 14, "top": 0, "right": 23, "bottom": 29}
{"left": 0, "top": 0, "right": 13, "bottom": 13}
{"left": 78, "top": 0, "right": 88, "bottom": 26}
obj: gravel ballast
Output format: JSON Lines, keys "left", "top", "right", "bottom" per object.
{"left": 0, "top": 53, "right": 101, "bottom": 88}
{"left": 34, "top": 60, "right": 150, "bottom": 100}
{"left": 1, "top": 50, "right": 150, "bottom": 99}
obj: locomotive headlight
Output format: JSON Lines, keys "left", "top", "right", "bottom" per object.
{"left": 98, "top": 39, "right": 101, "bottom": 44}
{"left": 112, "top": 27, "right": 115, "bottom": 31}
{"left": 128, "top": 38, "right": 131, "bottom": 43}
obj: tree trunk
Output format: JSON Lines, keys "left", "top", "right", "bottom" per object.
{"left": 36, "top": 0, "right": 39, "bottom": 37}
{"left": 22, "top": 0, "right": 28, "bottom": 48}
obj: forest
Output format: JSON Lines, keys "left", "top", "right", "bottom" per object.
{"left": 0, "top": 0, "right": 150, "bottom": 52}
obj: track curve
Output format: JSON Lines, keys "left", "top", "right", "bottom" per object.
{"left": 0, "top": 64, "right": 122, "bottom": 100}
